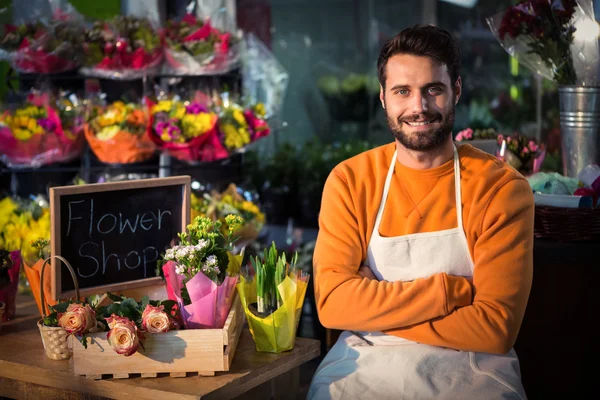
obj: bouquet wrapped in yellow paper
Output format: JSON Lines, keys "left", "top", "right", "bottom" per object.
{"left": 236, "top": 242, "right": 309, "bottom": 353}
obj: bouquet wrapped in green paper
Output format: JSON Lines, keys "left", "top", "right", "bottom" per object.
{"left": 236, "top": 242, "right": 309, "bottom": 353}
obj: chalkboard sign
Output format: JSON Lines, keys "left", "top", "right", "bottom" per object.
{"left": 50, "top": 176, "right": 191, "bottom": 300}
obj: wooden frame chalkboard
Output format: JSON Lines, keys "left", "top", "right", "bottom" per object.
{"left": 49, "top": 176, "right": 191, "bottom": 300}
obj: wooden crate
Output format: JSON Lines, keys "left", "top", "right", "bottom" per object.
{"left": 70, "top": 293, "right": 245, "bottom": 379}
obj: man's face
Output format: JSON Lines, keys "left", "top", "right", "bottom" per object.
{"left": 380, "top": 54, "right": 461, "bottom": 152}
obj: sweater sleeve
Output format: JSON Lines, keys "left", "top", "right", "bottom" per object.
{"left": 314, "top": 168, "right": 473, "bottom": 331}
{"left": 385, "top": 177, "right": 534, "bottom": 354}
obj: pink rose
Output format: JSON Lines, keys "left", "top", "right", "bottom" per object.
{"left": 58, "top": 303, "right": 96, "bottom": 335}
{"left": 141, "top": 304, "right": 171, "bottom": 333}
{"left": 528, "top": 140, "right": 539, "bottom": 152}
{"left": 106, "top": 314, "right": 140, "bottom": 357}
{"left": 455, "top": 128, "right": 473, "bottom": 141}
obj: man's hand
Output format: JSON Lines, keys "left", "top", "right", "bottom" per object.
{"left": 358, "top": 265, "right": 378, "bottom": 280}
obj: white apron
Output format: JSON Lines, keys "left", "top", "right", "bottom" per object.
{"left": 308, "top": 146, "right": 527, "bottom": 400}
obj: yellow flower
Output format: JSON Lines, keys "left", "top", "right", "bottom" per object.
{"left": 151, "top": 100, "right": 173, "bottom": 115}
{"left": 254, "top": 103, "right": 266, "bottom": 118}
{"left": 181, "top": 113, "right": 214, "bottom": 138}
{"left": 173, "top": 104, "right": 186, "bottom": 120}
{"left": 13, "top": 129, "right": 34, "bottom": 141}
{"left": 112, "top": 101, "right": 126, "bottom": 110}
{"left": 222, "top": 123, "right": 250, "bottom": 150}
{"left": 233, "top": 110, "right": 246, "bottom": 126}
{"left": 97, "top": 126, "right": 120, "bottom": 141}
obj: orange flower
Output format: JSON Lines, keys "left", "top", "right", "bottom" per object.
{"left": 127, "top": 109, "right": 146, "bottom": 126}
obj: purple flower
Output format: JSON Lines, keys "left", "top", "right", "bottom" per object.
{"left": 37, "top": 117, "right": 57, "bottom": 132}
{"left": 168, "top": 125, "right": 181, "bottom": 136}
{"left": 156, "top": 121, "right": 169, "bottom": 133}
{"left": 186, "top": 102, "right": 207, "bottom": 115}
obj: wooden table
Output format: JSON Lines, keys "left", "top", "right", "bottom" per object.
{"left": 0, "top": 296, "right": 321, "bottom": 400}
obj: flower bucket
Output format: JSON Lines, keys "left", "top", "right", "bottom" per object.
{"left": 37, "top": 255, "right": 80, "bottom": 360}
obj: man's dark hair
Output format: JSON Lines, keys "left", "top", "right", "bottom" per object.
{"left": 377, "top": 25, "right": 462, "bottom": 89}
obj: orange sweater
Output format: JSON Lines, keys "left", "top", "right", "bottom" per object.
{"left": 314, "top": 143, "right": 534, "bottom": 354}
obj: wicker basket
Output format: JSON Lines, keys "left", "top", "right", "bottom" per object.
{"left": 37, "top": 255, "right": 80, "bottom": 360}
{"left": 534, "top": 205, "right": 600, "bottom": 242}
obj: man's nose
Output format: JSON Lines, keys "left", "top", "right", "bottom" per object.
{"left": 409, "top": 92, "right": 429, "bottom": 114}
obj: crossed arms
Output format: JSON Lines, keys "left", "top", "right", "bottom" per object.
{"left": 314, "top": 169, "right": 534, "bottom": 354}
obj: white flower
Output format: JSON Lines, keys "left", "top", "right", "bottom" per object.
{"left": 205, "top": 255, "right": 217, "bottom": 267}
{"left": 195, "top": 239, "right": 209, "bottom": 251}
{"left": 164, "top": 248, "right": 175, "bottom": 260}
{"left": 176, "top": 247, "right": 187, "bottom": 260}
{"left": 175, "top": 263, "right": 186, "bottom": 275}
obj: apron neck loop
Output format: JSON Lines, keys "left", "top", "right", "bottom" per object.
{"left": 374, "top": 144, "right": 464, "bottom": 232}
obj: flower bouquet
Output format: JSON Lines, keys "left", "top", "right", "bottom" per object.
{"left": 147, "top": 96, "right": 222, "bottom": 162}
{"left": 486, "top": 0, "right": 600, "bottom": 85}
{"left": 1, "top": 193, "right": 50, "bottom": 320}
{"left": 161, "top": 215, "right": 244, "bottom": 329}
{"left": 217, "top": 101, "right": 271, "bottom": 154}
{"left": 191, "top": 183, "right": 266, "bottom": 244}
{"left": 80, "top": 15, "right": 163, "bottom": 79}
{"left": 237, "top": 242, "right": 309, "bottom": 353}
{"left": 0, "top": 91, "right": 85, "bottom": 168}
{"left": 84, "top": 99, "right": 156, "bottom": 164}
{"left": 0, "top": 6, "right": 85, "bottom": 74}
{"left": 497, "top": 132, "right": 546, "bottom": 175}
{"left": 162, "top": 13, "right": 240, "bottom": 75}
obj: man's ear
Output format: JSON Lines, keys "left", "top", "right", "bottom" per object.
{"left": 454, "top": 76, "right": 462, "bottom": 105}
{"left": 380, "top": 85, "right": 385, "bottom": 109}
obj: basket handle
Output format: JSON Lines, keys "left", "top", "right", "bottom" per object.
{"left": 40, "top": 255, "right": 80, "bottom": 319}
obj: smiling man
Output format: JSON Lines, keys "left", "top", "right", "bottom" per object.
{"left": 308, "top": 25, "right": 534, "bottom": 399}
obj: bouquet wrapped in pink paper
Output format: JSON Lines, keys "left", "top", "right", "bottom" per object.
{"left": 162, "top": 214, "right": 244, "bottom": 329}
{"left": 0, "top": 90, "right": 85, "bottom": 168}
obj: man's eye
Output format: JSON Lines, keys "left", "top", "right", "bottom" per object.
{"left": 429, "top": 87, "right": 442, "bottom": 94}
{"left": 396, "top": 89, "right": 408, "bottom": 95}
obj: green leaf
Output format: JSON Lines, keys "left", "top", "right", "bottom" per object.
{"left": 141, "top": 295, "right": 150, "bottom": 310}
{"left": 86, "top": 294, "right": 103, "bottom": 309}
{"left": 158, "top": 300, "right": 177, "bottom": 313}
{"left": 51, "top": 301, "right": 72, "bottom": 313}
{"left": 106, "top": 292, "right": 125, "bottom": 302}
{"left": 120, "top": 298, "right": 140, "bottom": 314}
{"left": 78, "top": 334, "right": 88, "bottom": 349}
{"left": 105, "top": 303, "right": 121, "bottom": 316}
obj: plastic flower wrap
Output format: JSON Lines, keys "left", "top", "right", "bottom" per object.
{"left": 237, "top": 242, "right": 309, "bottom": 353}
{"left": 161, "top": 215, "right": 244, "bottom": 329}
{"left": 162, "top": 13, "right": 240, "bottom": 75}
{"left": 0, "top": 91, "right": 85, "bottom": 168}
{"left": 80, "top": 15, "right": 163, "bottom": 79}
{"left": 84, "top": 99, "right": 156, "bottom": 164}
{"left": 191, "top": 183, "right": 266, "bottom": 244}
{"left": 487, "top": 0, "right": 600, "bottom": 85}
{"left": 147, "top": 95, "right": 222, "bottom": 162}
{"left": 0, "top": 5, "right": 85, "bottom": 74}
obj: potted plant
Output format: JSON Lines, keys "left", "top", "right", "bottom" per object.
{"left": 237, "top": 242, "right": 309, "bottom": 353}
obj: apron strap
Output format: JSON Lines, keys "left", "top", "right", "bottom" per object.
{"left": 453, "top": 144, "right": 464, "bottom": 233}
{"left": 372, "top": 149, "right": 397, "bottom": 235}
{"left": 372, "top": 145, "right": 464, "bottom": 237}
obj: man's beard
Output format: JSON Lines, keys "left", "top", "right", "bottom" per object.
{"left": 387, "top": 103, "right": 455, "bottom": 152}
